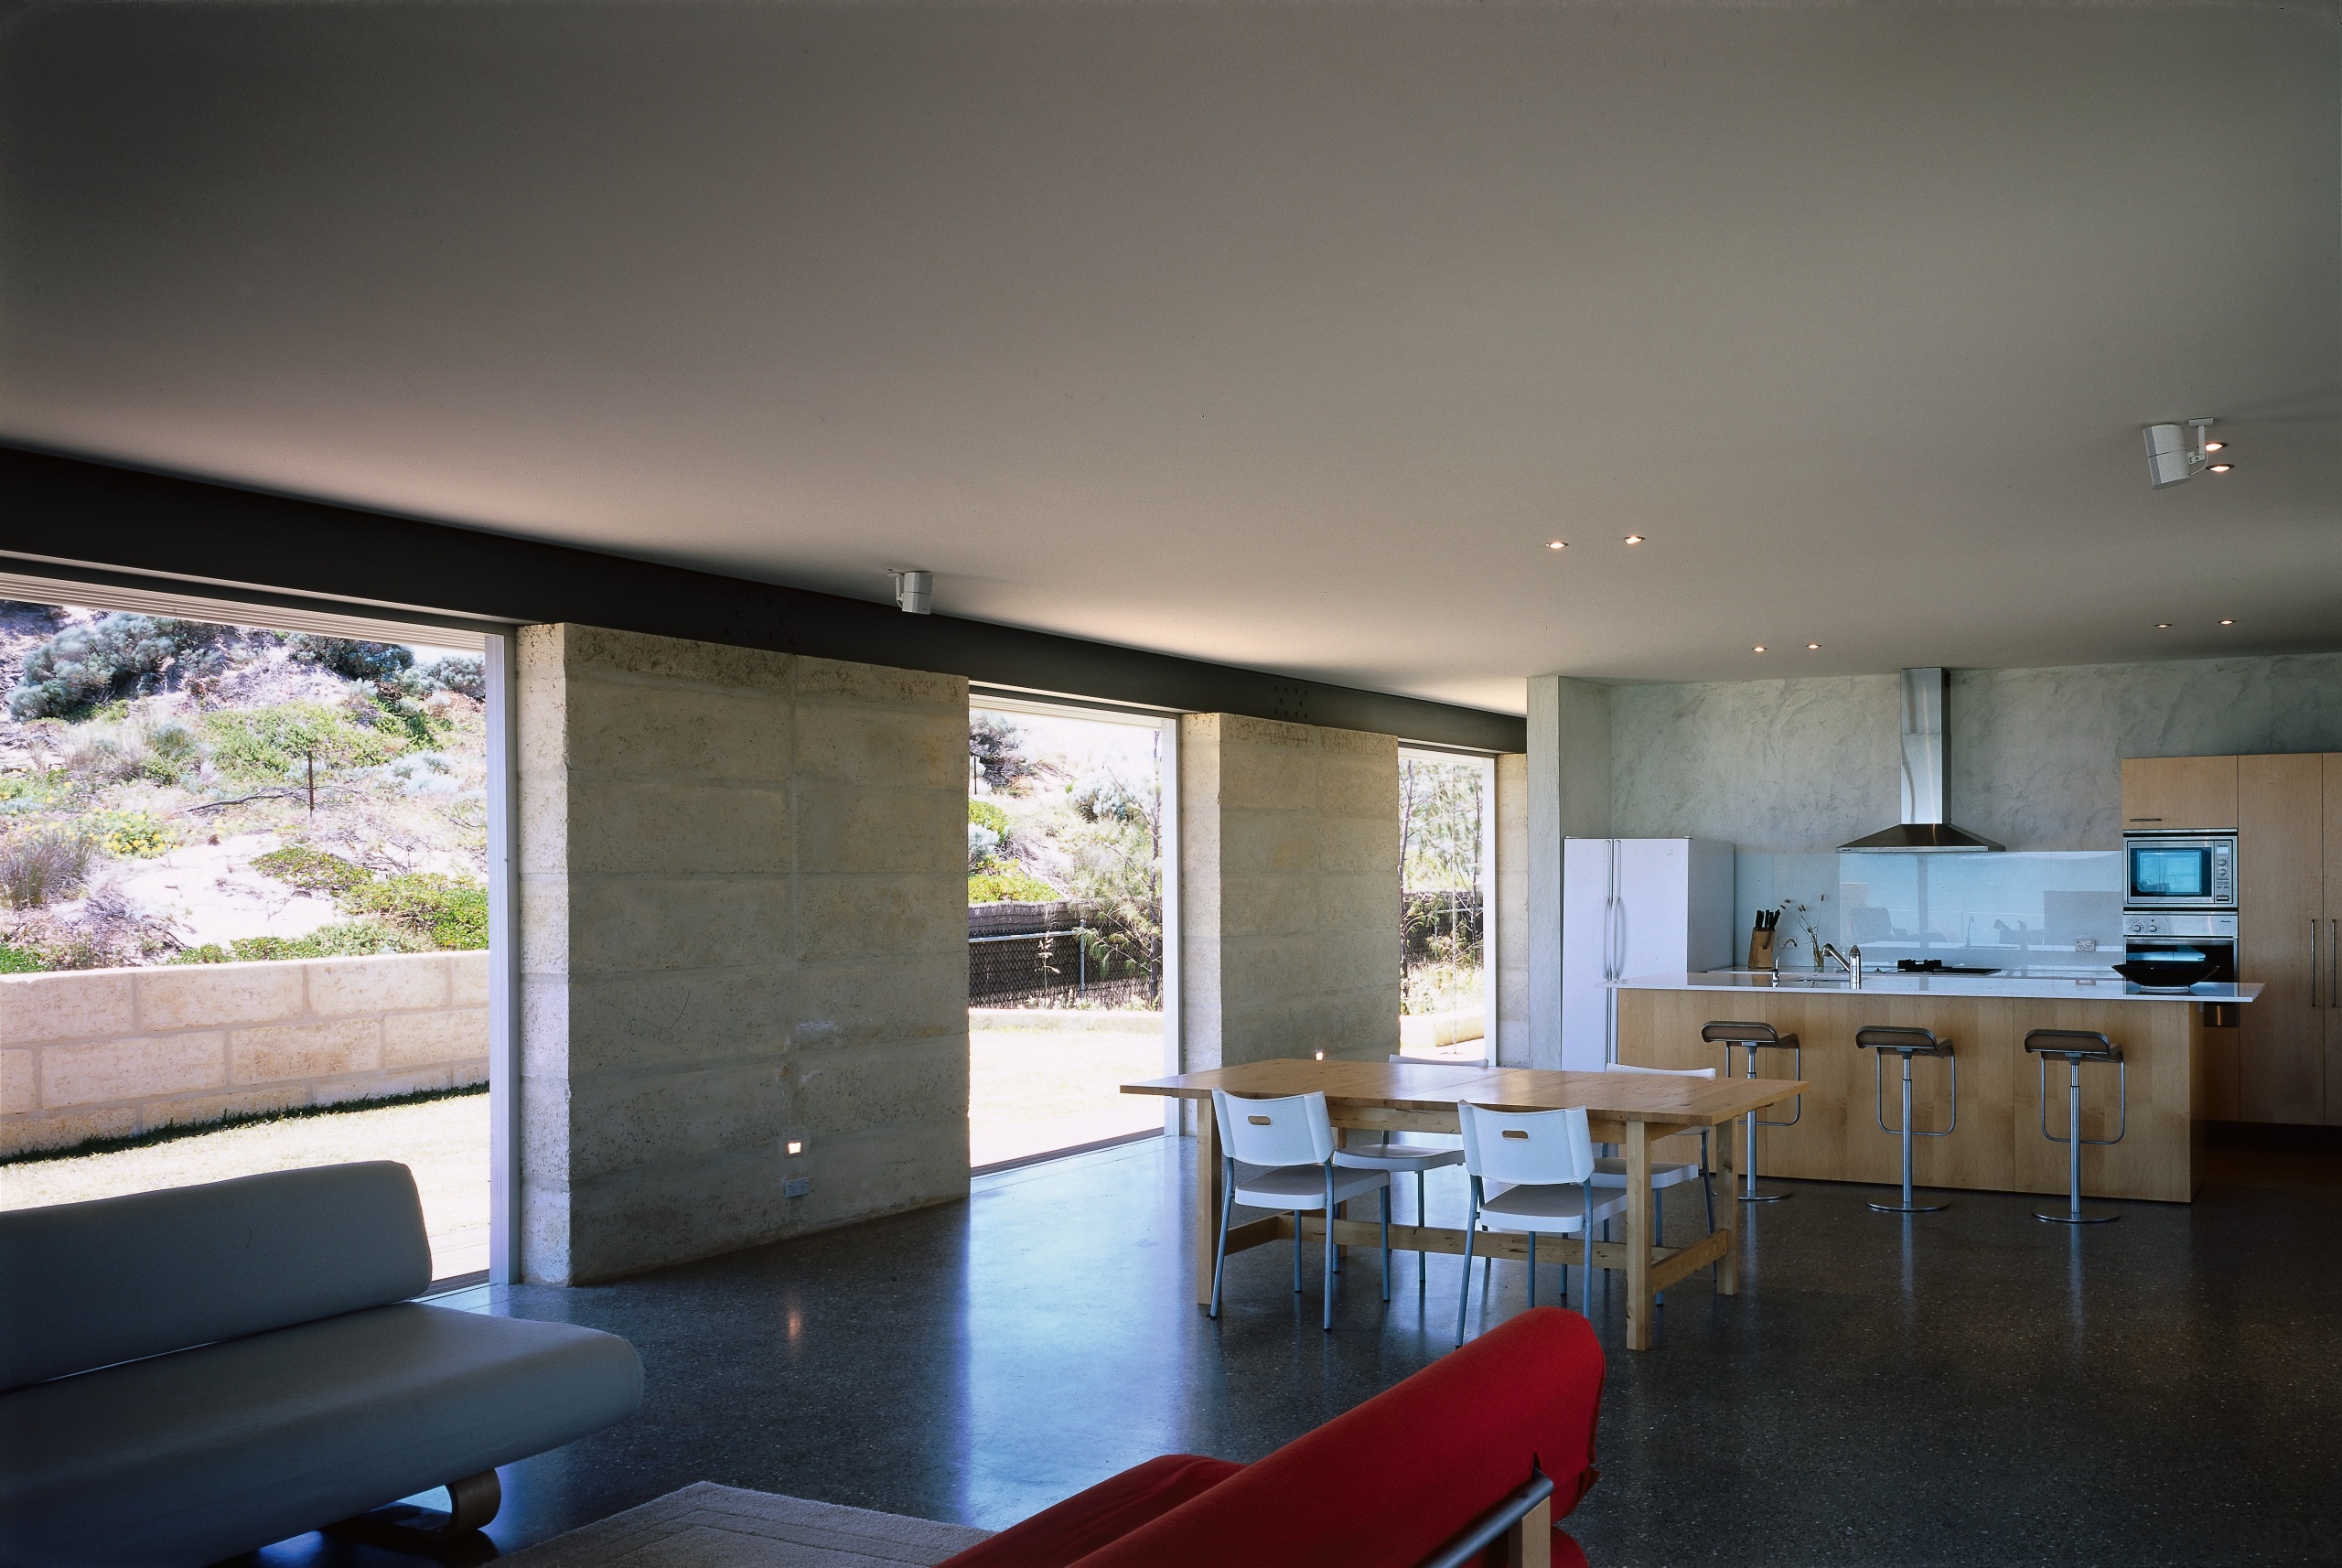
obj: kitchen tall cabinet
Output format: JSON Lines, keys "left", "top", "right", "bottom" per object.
{"left": 2236, "top": 756, "right": 2323, "bottom": 1123}
{"left": 2127, "top": 752, "right": 2341, "bottom": 1125}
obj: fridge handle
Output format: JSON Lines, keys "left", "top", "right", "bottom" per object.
{"left": 2313, "top": 917, "right": 2321, "bottom": 1010}
{"left": 2330, "top": 919, "right": 2337, "bottom": 1010}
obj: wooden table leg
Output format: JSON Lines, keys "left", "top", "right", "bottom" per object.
{"left": 1194, "top": 1097, "right": 1219, "bottom": 1307}
{"left": 1624, "top": 1121, "right": 1654, "bottom": 1351}
{"left": 1713, "top": 1120, "right": 1740, "bottom": 1297}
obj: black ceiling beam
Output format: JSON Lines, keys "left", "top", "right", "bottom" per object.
{"left": 0, "top": 446, "right": 1526, "bottom": 751}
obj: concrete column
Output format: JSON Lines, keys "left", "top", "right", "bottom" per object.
{"left": 1525, "top": 675, "right": 1612, "bottom": 1070}
{"left": 517, "top": 625, "right": 968, "bottom": 1283}
{"left": 1178, "top": 714, "right": 1400, "bottom": 1076}
{"left": 1493, "top": 754, "right": 1529, "bottom": 1068}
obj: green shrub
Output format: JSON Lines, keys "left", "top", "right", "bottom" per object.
{"left": 0, "top": 829, "right": 92, "bottom": 908}
{"left": 252, "top": 844, "right": 373, "bottom": 896}
{"left": 201, "top": 702, "right": 404, "bottom": 787}
{"left": 423, "top": 655, "right": 486, "bottom": 700}
{"left": 9, "top": 616, "right": 229, "bottom": 720}
{"left": 286, "top": 636, "right": 415, "bottom": 684}
{"left": 340, "top": 873, "right": 488, "bottom": 949}
{"left": 85, "top": 809, "right": 175, "bottom": 859}
{"left": 969, "top": 799, "right": 1011, "bottom": 837}
{"left": 0, "top": 944, "right": 44, "bottom": 973}
{"left": 969, "top": 862, "right": 1058, "bottom": 903}
{"left": 170, "top": 919, "right": 430, "bottom": 964}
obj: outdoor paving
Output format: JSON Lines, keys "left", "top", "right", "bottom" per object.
{"left": 968, "top": 1020, "right": 1166, "bottom": 1168}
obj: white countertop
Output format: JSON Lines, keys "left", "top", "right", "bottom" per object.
{"left": 1617, "top": 971, "right": 2263, "bottom": 1004}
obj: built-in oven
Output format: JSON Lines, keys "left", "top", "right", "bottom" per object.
{"left": 2120, "top": 912, "right": 2239, "bottom": 983}
{"left": 2122, "top": 832, "right": 2238, "bottom": 913}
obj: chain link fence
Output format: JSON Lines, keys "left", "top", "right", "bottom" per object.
{"left": 969, "top": 899, "right": 1155, "bottom": 1008}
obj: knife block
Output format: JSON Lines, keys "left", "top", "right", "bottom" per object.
{"left": 1747, "top": 926, "right": 1776, "bottom": 971}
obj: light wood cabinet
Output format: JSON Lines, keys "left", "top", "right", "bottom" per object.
{"left": 2122, "top": 755, "right": 2240, "bottom": 830}
{"left": 2237, "top": 754, "right": 2325, "bottom": 1123}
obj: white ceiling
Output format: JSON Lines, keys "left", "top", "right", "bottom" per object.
{"left": 1, "top": 1, "right": 2336, "bottom": 714}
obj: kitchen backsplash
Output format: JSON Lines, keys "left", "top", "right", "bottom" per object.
{"left": 1735, "top": 849, "right": 2122, "bottom": 972}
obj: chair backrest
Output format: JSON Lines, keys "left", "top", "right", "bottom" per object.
{"left": 1459, "top": 1103, "right": 1595, "bottom": 1187}
{"left": 0, "top": 1161, "right": 432, "bottom": 1392}
{"left": 1606, "top": 1062, "right": 1718, "bottom": 1079}
{"left": 1066, "top": 1307, "right": 1606, "bottom": 1568}
{"left": 1214, "top": 1090, "right": 1335, "bottom": 1167}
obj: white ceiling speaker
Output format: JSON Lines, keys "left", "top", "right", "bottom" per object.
{"left": 2143, "top": 417, "right": 2230, "bottom": 489}
{"left": 888, "top": 569, "right": 933, "bottom": 614}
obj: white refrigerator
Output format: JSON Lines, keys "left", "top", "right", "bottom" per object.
{"left": 1562, "top": 838, "right": 1735, "bottom": 1071}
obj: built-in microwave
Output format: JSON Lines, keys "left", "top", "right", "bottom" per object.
{"left": 2122, "top": 832, "right": 2237, "bottom": 912}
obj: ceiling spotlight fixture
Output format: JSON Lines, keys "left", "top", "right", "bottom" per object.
{"left": 1548, "top": 541, "right": 1568, "bottom": 551}
{"left": 888, "top": 569, "right": 933, "bottom": 614}
{"left": 2143, "top": 417, "right": 2229, "bottom": 488}
{"left": 1753, "top": 645, "right": 1767, "bottom": 653}
{"left": 1623, "top": 534, "right": 1645, "bottom": 544}
{"left": 1806, "top": 643, "right": 1821, "bottom": 650}
{"left": 2219, "top": 618, "right": 2236, "bottom": 626}
{"left": 2155, "top": 622, "right": 2173, "bottom": 629}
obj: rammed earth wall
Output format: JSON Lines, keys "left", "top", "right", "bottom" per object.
{"left": 0, "top": 951, "right": 489, "bottom": 1156}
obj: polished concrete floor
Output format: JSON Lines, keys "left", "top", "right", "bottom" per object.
{"left": 250, "top": 1133, "right": 2342, "bottom": 1567}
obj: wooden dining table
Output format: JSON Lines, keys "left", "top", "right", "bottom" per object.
{"left": 1123, "top": 1058, "right": 1809, "bottom": 1350}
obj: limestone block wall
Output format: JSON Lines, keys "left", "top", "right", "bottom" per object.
{"left": 1177, "top": 714, "right": 1400, "bottom": 1072}
{"left": 0, "top": 952, "right": 489, "bottom": 1156}
{"left": 518, "top": 625, "right": 967, "bottom": 1285}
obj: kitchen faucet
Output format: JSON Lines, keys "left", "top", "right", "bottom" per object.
{"left": 1821, "top": 942, "right": 1864, "bottom": 989}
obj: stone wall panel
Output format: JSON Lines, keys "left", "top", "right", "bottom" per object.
{"left": 518, "top": 627, "right": 970, "bottom": 1283}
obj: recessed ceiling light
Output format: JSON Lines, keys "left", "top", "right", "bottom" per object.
{"left": 1753, "top": 645, "right": 1767, "bottom": 653}
{"left": 2219, "top": 618, "right": 2235, "bottom": 626}
{"left": 2208, "top": 463, "right": 2233, "bottom": 474}
{"left": 2155, "top": 622, "right": 2172, "bottom": 629}
{"left": 2204, "top": 439, "right": 2226, "bottom": 452}
{"left": 1547, "top": 541, "right": 1567, "bottom": 550}
{"left": 1623, "top": 534, "right": 1645, "bottom": 544}
{"left": 1806, "top": 642, "right": 1821, "bottom": 650}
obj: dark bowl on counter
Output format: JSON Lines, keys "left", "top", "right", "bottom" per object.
{"left": 2112, "top": 958, "right": 2218, "bottom": 990}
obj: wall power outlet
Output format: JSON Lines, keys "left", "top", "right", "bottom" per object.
{"left": 783, "top": 1176, "right": 811, "bottom": 1199}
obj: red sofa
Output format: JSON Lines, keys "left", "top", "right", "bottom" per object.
{"left": 938, "top": 1306, "right": 1605, "bottom": 1568}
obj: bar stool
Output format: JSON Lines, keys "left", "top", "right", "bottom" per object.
{"left": 2025, "top": 1029, "right": 2127, "bottom": 1225}
{"left": 1701, "top": 1021, "right": 1801, "bottom": 1201}
{"left": 1854, "top": 1026, "right": 1957, "bottom": 1214}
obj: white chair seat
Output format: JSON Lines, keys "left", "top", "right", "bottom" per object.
{"left": 1587, "top": 1156, "right": 1703, "bottom": 1188}
{"left": 1334, "top": 1144, "right": 1465, "bottom": 1174}
{"left": 1477, "top": 1181, "right": 1628, "bottom": 1234}
{"left": 1230, "top": 1163, "right": 1390, "bottom": 1210}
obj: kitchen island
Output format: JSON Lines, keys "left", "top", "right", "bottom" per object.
{"left": 1617, "top": 972, "right": 2261, "bottom": 1203}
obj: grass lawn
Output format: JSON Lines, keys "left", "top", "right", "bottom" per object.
{"left": 0, "top": 1093, "right": 490, "bottom": 1281}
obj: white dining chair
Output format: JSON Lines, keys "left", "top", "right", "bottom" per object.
{"left": 1209, "top": 1090, "right": 1392, "bottom": 1331}
{"left": 1332, "top": 1057, "right": 1468, "bottom": 1225}
{"left": 1594, "top": 1063, "right": 1719, "bottom": 1244}
{"left": 1455, "top": 1102, "right": 1628, "bottom": 1346}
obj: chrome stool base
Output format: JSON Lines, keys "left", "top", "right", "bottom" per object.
{"left": 2025, "top": 1029, "right": 2128, "bottom": 1234}
{"left": 1739, "top": 1187, "right": 1791, "bottom": 1202}
{"left": 1871, "top": 1197, "right": 1948, "bottom": 1214}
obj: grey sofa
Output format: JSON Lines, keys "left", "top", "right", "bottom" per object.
{"left": 0, "top": 1161, "right": 642, "bottom": 1568}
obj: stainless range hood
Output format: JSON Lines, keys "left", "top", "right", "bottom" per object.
{"left": 1839, "top": 668, "right": 2003, "bottom": 854}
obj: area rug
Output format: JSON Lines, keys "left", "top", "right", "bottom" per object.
{"left": 499, "top": 1482, "right": 994, "bottom": 1568}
